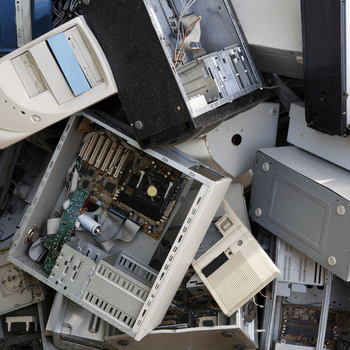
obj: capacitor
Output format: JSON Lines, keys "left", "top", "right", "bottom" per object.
{"left": 63, "top": 199, "right": 71, "bottom": 211}
{"left": 78, "top": 213, "right": 101, "bottom": 236}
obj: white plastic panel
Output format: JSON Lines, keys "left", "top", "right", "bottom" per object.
{"left": 288, "top": 102, "right": 350, "bottom": 171}
{"left": 175, "top": 102, "right": 280, "bottom": 178}
{"left": 192, "top": 202, "right": 280, "bottom": 317}
{"left": 0, "top": 16, "right": 117, "bottom": 149}
{"left": 29, "top": 42, "right": 75, "bottom": 104}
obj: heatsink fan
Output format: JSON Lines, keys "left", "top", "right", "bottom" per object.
{"left": 137, "top": 175, "right": 167, "bottom": 208}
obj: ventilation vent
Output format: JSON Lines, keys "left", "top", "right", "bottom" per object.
{"left": 85, "top": 291, "right": 136, "bottom": 328}
{"left": 218, "top": 312, "right": 226, "bottom": 326}
{"left": 313, "top": 262, "right": 324, "bottom": 285}
{"left": 277, "top": 239, "right": 324, "bottom": 285}
{"left": 117, "top": 254, "right": 157, "bottom": 284}
{"left": 97, "top": 265, "right": 149, "bottom": 301}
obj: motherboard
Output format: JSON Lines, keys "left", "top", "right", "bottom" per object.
{"left": 77, "top": 119, "right": 186, "bottom": 240}
{"left": 280, "top": 303, "right": 350, "bottom": 349}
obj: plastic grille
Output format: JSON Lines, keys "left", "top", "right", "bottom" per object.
{"left": 207, "top": 251, "right": 263, "bottom": 313}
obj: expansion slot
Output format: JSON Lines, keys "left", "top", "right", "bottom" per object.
{"left": 89, "top": 135, "right": 105, "bottom": 165}
{"left": 96, "top": 138, "right": 112, "bottom": 169}
{"left": 108, "top": 146, "right": 124, "bottom": 175}
{"left": 80, "top": 133, "right": 99, "bottom": 161}
{"left": 101, "top": 141, "right": 118, "bottom": 172}
{"left": 113, "top": 150, "right": 131, "bottom": 178}
{"left": 42, "top": 188, "right": 90, "bottom": 274}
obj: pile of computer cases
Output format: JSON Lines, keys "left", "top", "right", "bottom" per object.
{"left": 0, "top": 1, "right": 349, "bottom": 350}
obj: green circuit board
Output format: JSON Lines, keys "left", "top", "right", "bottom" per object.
{"left": 42, "top": 187, "right": 90, "bottom": 274}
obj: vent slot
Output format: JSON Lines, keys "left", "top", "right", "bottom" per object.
{"left": 84, "top": 291, "right": 136, "bottom": 328}
{"left": 117, "top": 254, "right": 157, "bottom": 284}
{"left": 96, "top": 265, "right": 149, "bottom": 301}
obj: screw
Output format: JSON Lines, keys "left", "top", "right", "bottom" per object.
{"left": 295, "top": 56, "right": 303, "bottom": 64}
{"left": 327, "top": 256, "right": 336, "bottom": 267}
{"left": 135, "top": 121, "right": 143, "bottom": 130}
{"left": 337, "top": 205, "right": 345, "bottom": 216}
{"left": 32, "top": 115, "right": 41, "bottom": 122}
{"left": 237, "top": 240, "right": 243, "bottom": 246}
{"left": 82, "top": 0, "right": 90, "bottom": 4}
{"left": 255, "top": 208, "right": 262, "bottom": 217}
{"left": 270, "top": 109, "right": 277, "bottom": 116}
{"left": 262, "top": 162, "right": 269, "bottom": 172}
{"left": 176, "top": 105, "right": 182, "bottom": 111}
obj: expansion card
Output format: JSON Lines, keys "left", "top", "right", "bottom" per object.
{"left": 42, "top": 188, "right": 90, "bottom": 274}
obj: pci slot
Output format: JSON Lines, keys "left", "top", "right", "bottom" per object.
{"left": 108, "top": 146, "right": 124, "bottom": 175}
{"left": 101, "top": 141, "right": 118, "bottom": 172}
{"left": 89, "top": 135, "right": 106, "bottom": 165}
{"left": 113, "top": 150, "right": 131, "bottom": 179}
{"left": 95, "top": 138, "right": 112, "bottom": 169}
{"left": 80, "top": 133, "right": 99, "bottom": 161}
{"left": 79, "top": 138, "right": 90, "bottom": 158}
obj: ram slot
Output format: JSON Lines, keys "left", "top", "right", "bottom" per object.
{"left": 101, "top": 141, "right": 118, "bottom": 172}
{"left": 89, "top": 135, "right": 105, "bottom": 165}
{"left": 107, "top": 146, "right": 124, "bottom": 175}
{"left": 113, "top": 150, "right": 131, "bottom": 179}
{"left": 95, "top": 138, "right": 112, "bottom": 169}
{"left": 80, "top": 133, "right": 99, "bottom": 161}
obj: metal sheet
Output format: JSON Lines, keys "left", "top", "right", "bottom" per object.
{"left": 250, "top": 146, "right": 350, "bottom": 281}
{"left": 0, "top": 0, "right": 17, "bottom": 51}
{"left": 31, "top": 0, "right": 52, "bottom": 39}
{"left": 276, "top": 238, "right": 325, "bottom": 286}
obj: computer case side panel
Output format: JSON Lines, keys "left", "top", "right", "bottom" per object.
{"left": 81, "top": 0, "right": 268, "bottom": 149}
{"left": 300, "top": 0, "right": 349, "bottom": 136}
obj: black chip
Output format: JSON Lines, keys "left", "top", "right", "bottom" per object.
{"left": 128, "top": 174, "right": 140, "bottom": 189}
{"left": 87, "top": 169, "right": 95, "bottom": 177}
{"left": 105, "top": 182, "right": 116, "bottom": 194}
{"left": 80, "top": 166, "right": 89, "bottom": 176}
{"left": 82, "top": 180, "right": 90, "bottom": 189}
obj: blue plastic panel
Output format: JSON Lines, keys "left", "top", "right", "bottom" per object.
{"left": 0, "top": 0, "right": 17, "bottom": 52}
{"left": 47, "top": 32, "right": 91, "bottom": 96}
{"left": 32, "top": 0, "right": 52, "bottom": 39}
